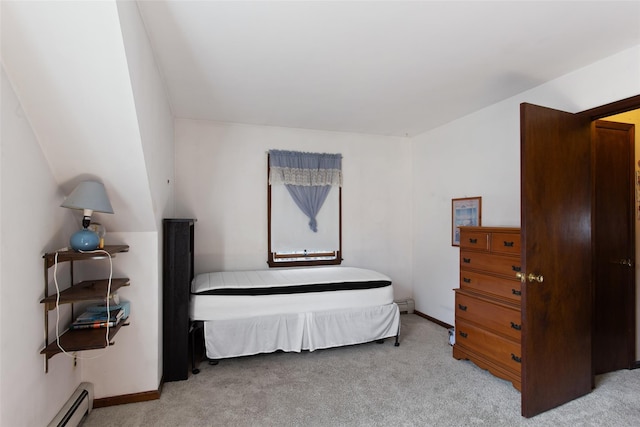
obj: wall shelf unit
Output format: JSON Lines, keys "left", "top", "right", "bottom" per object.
{"left": 40, "top": 245, "right": 130, "bottom": 372}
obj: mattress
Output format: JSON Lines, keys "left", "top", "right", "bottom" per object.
{"left": 190, "top": 267, "right": 395, "bottom": 321}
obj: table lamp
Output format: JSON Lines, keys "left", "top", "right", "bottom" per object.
{"left": 61, "top": 180, "right": 114, "bottom": 251}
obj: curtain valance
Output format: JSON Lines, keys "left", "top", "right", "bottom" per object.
{"left": 269, "top": 150, "right": 342, "bottom": 187}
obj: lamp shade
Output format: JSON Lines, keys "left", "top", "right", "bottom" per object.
{"left": 61, "top": 181, "right": 114, "bottom": 214}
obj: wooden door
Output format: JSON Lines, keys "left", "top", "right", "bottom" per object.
{"left": 520, "top": 103, "right": 593, "bottom": 418}
{"left": 592, "top": 120, "right": 636, "bottom": 374}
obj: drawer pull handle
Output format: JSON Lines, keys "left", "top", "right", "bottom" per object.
{"left": 504, "top": 241, "right": 514, "bottom": 247}
{"left": 510, "top": 321, "right": 522, "bottom": 331}
{"left": 469, "top": 238, "right": 478, "bottom": 244}
{"left": 459, "top": 331, "right": 468, "bottom": 338}
{"left": 511, "top": 353, "right": 522, "bottom": 363}
{"left": 512, "top": 265, "right": 521, "bottom": 272}
{"left": 463, "top": 277, "right": 471, "bottom": 283}
{"left": 458, "top": 304, "right": 467, "bottom": 311}
{"left": 512, "top": 289, "right": 522, "bottom": 296}
{"left": 463, "top": 258, "right": 471, "bottom": 264}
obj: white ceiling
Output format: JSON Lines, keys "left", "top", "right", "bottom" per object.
{"left": 137, "top": 1, "right": 640, "bottom": 137}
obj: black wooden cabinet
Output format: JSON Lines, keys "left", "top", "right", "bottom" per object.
{"left": 163, "top": 218, "right": 195, "bottom": 381}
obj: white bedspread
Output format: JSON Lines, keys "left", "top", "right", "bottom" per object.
{"left": 191, "top": 266, "right": 391, "bottom": 293}
{"left": 190, "top": 267, "right": 395, "bottom": 321}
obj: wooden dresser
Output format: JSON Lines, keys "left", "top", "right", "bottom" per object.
{"left": 453, "top": 226, "right": 522, "bottom": 390}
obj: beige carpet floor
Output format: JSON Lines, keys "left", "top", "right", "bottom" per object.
{"left": 82, "top": 314, "right": 640, "bottom": 426}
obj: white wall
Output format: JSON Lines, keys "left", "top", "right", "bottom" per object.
{"left": 1, "top": 0, "right": 157, "bottom": 234}
{"left": 79, "top": 232, "right": 160, "bottom": 397}
{"left": 411, "top": 45, "right": 640, "bottom": 351}
{"left": 1, "top": 0, "right": 175, "bottom": 414}
{"left": 116, "top": 0, "right": 176, "bottom": 385}
{"left": 79, "top": 1, "right": 175, "bottom": 399}
{"left": 174, "top": 120, "right": 414, "bottom": 300}
{"left": 412, "top": 100, "right": 521, "bottom": 324}
{"left": 69, "top": 0, "right": 178, "bottom": 399}
{"left": 117, "top": 0, "right": 175, "bottom": 225}
{"left": 0, "top": 67, "right": 78, "bottom": 427}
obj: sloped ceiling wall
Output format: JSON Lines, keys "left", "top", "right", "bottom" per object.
{"left": 1, "top": 1, "right": 156, "bottom": 233}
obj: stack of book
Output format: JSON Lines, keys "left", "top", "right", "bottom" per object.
{"left": 70, "top": 306, "right": 125, "bottom": 330}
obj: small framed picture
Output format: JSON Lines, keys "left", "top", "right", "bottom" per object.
{"left": 452, "top": 197, "right": 482, "bottom": 246}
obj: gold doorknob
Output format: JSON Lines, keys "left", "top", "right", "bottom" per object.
{"left": 516, "top": 272, "right": 544, "bottom": 283}
{"left": 527, "top": 273, "right": 544, "bottom": 283}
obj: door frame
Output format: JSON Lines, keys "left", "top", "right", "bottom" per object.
{"left": 580, "top": 95, "right": 640, "bottom": 121}
{"left": 591, "top": 119, "right": 637, "bottom": 374}
{"left": 580, "top": 94, "right": 640, "bottom": 370}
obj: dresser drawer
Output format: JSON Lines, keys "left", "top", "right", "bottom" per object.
{"left": 455, "top": 319, "right": 522, "bottom": 374}
{"left": 460, "top": 270, "right": 522, "bottom": 302}
{"left": 459, "top": 231, "right": 490, "bottom": 251}
{"left": 460, "top": 250, "right": 521, "bottom": 277}
{"left": 490, "top": 232, "right": 521, "bottom": 255}
{"left": 455, "top": 291, "right": 521, "bottom": 340}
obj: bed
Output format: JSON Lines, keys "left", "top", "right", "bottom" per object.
{"left": 189, "top": 266, "right": 401, "bottom": 361}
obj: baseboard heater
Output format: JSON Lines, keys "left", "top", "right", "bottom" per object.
{"left": 394, "top": 298, "right": 415, "bottom": 314}
{"left": 48, "top": 382, "right": 94, "bottom": 427}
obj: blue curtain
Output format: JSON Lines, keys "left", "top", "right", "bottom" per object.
{"left": 269, "top": 150, "right": 342, "bottom": 232}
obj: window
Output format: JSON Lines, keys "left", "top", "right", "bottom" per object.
{"left": 267, "top": 150, "right": 342, "bottom": 267}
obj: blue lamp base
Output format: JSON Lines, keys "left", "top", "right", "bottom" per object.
{"left": 70, "top": 228, "right": 100, "bottom": 251}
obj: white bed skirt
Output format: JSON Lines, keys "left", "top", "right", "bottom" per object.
{"left": 203, "top": 303, "right": 400, "bottom": 359}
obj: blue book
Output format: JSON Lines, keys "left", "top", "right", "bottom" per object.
{"left": 85, "top": 300, "right": 130, "bottom": 319}
{"left": 73, "top": 308, "right": 123, "bottom": 325}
